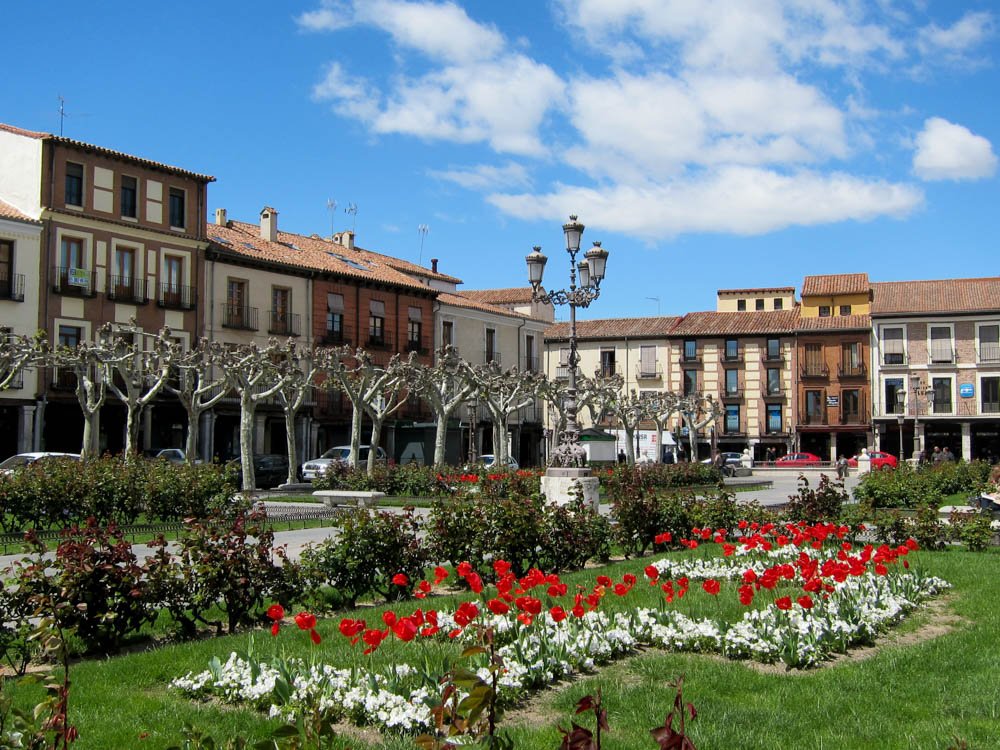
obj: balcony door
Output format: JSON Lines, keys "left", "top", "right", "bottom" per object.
{"left": 0, "top": 241, "right": 11, "bottom": 298}
{"left": 227, "top": 279, "right": 247, "bottom": 327}
{"left": 164, "top": 256, "right": 183, "bottom": 306}
{"left": 114, "top": 247, "right": 135, "bottom": 299}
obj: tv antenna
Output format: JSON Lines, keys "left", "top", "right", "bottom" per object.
{"left": 646, "top": 296, "right": 661, "bottom": 315}
{"left": 56, "top": 95, "right": 90, "bottom": 137}
{"left": 417, "top": 224, "right": 429, "bottom": 265}
{"left": 325, "top": 199, "right": 337, "bottom": 237}
{"left": 344, "top": 203, "right": 358, "bottom": 234}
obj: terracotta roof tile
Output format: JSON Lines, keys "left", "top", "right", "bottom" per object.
{"left": 463, "top": 287, "right": 537, "bottom": 304}
{"left": 0, "top": 200, "right": 40, "bottom": 224}
{"left": 545, "top": 316, "right": 682, "bottom": 341}
{"left": 871, "top": 278, "right": 1000, "bottom": 315}
{"left": 669, "top": 310, "right": 800, "bottom": 337}
{"left": 0, "top": 122, "right": 214, "bottom": 182}
{"left": 366, "top": 252, "right": 463, "bottom": 284}
{"left": 206, "top": 220, "right": 433, "bottom": 293}
{"left": 717, "top": 286, "right": 795, "bottom": 294}
{"left": 801, "top": 273, "right": 869, "bottom": 297}
{"left": 796, "top": 313, "right": 870, "bottom": 331}
{"left": 437, "top": 291, "right": 542, "bottom": 320}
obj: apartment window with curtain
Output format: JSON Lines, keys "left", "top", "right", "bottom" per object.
{"left": 599, "top": 348, "right": 616, "bottom": 377}
{"left": 882, "top": 327, "right": 905, "bottom": 364}
{"left": 683, "top": 339, "right": 697, "bottom": 361}
{"left": 65, "top": 162, "right": 83, "bottom": 206}
{"left": 0, "top": 240, "right": 12, "bottom": 299}
{"left": 369, "top": 299, "right": 386, "bottom": 346}
{"left": 885, "top": 378, "right": 904, "bottom": 414}
{"left": 326, "top": 293, "right": 344, "bottom": 342}
{"left": 407, "top": 306, "right": 422, "bottom": 351}
{"left": 766, "top": 403, "right": 783, "bottom": 433}
{"left": 485, "top": 328, "right": 497, "bottom": 363}
{"left": 58, "top": 236, "right": 86, "bottom": 293}
{"left": 767, "top": 367, "right": 781, "bottom": 395}
{"left": 980, "top": 324, "right": 1000, "bottom": 363}
{"left": 725, "top": 404, "right": 741, "bottom": 432}
{"left": 168, "top": 187, "right": 186, "bottom": 228}
{"left": 930, "top": 326, "right": 953, "bottom": 363}
{"left": 639, "top": 345, "right": 656, "bottom": 377}
{"left": 841, "top": 389, "right": 860, "bottom": 423}
{"left": 932, "top": 377, "right": 952, "bottom": 414}
{"left": 766, "top": 338, "right": 781, "bottom": 360}
{"left": 683, "top": 369, "right": 697, "bottom": 395}
{"left": 805, "top": 390, "right": 824, "bottom": 424}
{"left": 803, "top": 343, "right": 824, "bottom": 376}
{"left": 271, "top": 287, "right": 291, "bottom": 334}
{"left": 442, "top": 320, "right": 454, "bottom": 348}
{"left": 112, "top": 246, "right": 136, "bottom": 301}
{"left": 525, "top": 335, "right": 536, "bottom": 372}
{"left": 724, "top": 338, "right": 739, "bottom": 360}
{"left": 982, "top": 377, "right": 999, "bottom": 414}
{"left": 842, "top": 341, "right": 862, "bottom": 375}
{"left": 725, "top": 369, "right": 739, "bottom": 395}
{"left": 120, "top": 175, "right": 138, "bottom": 218}
{"left": 225, "top": 279, "right": 248, "bottom": 327}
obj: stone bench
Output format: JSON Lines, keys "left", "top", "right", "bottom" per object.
{"left": 312, "top": 490, "right": 385, "bottom": 509}
{"left": 938, "top": 505, "right": 978, "bottom": 522}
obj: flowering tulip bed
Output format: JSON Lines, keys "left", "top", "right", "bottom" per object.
{"left": 172, "top": 521, "right": 947, "bottom": 736}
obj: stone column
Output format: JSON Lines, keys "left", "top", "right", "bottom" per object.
{"left": 201, "top": 410, "right": 215, "bottom": 462}
{"left": 830, "top": 433, "right": 838, "bottom": 463}
{"left": 961, "top": 422, "right": 972, "bottom": 460}
{"left": 254, "top": 413, "right": 266, "bottom": 455}
{"left": 142, "top": 406, "right": 154, "bottom": 451}
{"left": 19, "top": 404, "right": 35, "bottom": 453}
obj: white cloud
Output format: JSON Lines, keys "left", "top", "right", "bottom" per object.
{"left": 488, "top": 167, "right": 923, "bottom": 239}
{"left": 296, "top": 3, "right": 352, "bottom": 32}
{"left": 429, "top": 162, "right": 532, "bottom": 190}
{"left": 912, "top": 117, "right": 998, "bottom": 181}
{"left": 310, "top": 62, "right": 380, "bottom": 122}
{"left": 917, "top": 11, "right": 994, "bottom": 57}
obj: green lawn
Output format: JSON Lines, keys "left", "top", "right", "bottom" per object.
{"left": 6, "top": 548, "right": 999, "bottom": 749}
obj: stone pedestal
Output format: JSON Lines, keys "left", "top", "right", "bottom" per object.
{"left": 857, "top": 449, "right": 872, "bottom": 475}
{"left": 540, "top": 467, "right": 600, "bottom": 511}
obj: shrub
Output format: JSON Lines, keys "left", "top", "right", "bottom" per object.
{"left": 853, "top": 461, "right": 992, "bottom": 510}
{"left": 543, "top": 498, "right": 613, "bottom": 570}
{"left": 299, "top": 508, "right": 427, "bottom": 606}
{"left": 602, "top": 463, "right": 722, "bottom": 503}
{"left": 950, "top": 512, "right": 996, "bottom": 552}
{"left": 611, "top": 492, "right": 692, "bottom": 558}
{"left": 783, "top": 474, "right": 848, "bottom": 524}
{"left": 912, "top": 504, "right": 949, "bottom": 551}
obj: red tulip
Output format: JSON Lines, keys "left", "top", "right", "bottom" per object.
{"left": 550, "top": 605, "right": 567, "bottom": 622}
{"left": 393, "top": 618, "right": 418, "bottom": 642}
{"left": 738, "top": 584, "right": 754, "bottom": 606}
{"left": 702, "top": 579, "right": 720, "bottom": 596}
{"left": 775, "top": 596, "right": 792, "bottom": 610}
{"left": 266, "top": 604, "right": 285, "bottom": 622}
{"left": 295, "top": 612, "right": 317, "bottom": 631}
{"left": 644, "top": 564, "right": 659, "bottom": 583}
{"left": 797, "top": 595, "right": 814, "bottom": 609}
{"left": 309, "top": 628, "right": 322, "bottom": 645}
{"left": 487, "top": 598, "right": 510, "bottom": 615}
{"left": 392, "top": 573, "right": 409, "bottom": 586}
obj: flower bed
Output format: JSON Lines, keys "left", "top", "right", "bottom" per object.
{"left": 173, "top": 521, "right": 946, "bottom": 735}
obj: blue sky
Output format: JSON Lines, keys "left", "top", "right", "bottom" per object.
{"left": 3, "top": 1, "right": 998, "bottom": 319}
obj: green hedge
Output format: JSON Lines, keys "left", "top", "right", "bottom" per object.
{"left": 601, "top": 462, "right": 723, "bottom": 503}
{"left": 853, "top": 461, "right": 993, "bottom": 510}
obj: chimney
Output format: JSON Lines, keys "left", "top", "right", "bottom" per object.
{"left": 431, "top": 258, "right": 438, "bottom": 273}
{"left": 343, "top": 230, "right": 354, "bottom": 250}
{"left": 260, "top": 207, "right": 278, "bottom": 242}
{"left": 215, "top": 208, "right": 227, "bottom": 226}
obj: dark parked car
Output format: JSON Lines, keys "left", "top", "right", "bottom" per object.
{"left": 227, "top": 454, "right": 290, "bottom": 490}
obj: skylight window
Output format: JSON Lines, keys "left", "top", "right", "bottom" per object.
{"left": 210, "top": 235, "right": 232, "bottom": 246}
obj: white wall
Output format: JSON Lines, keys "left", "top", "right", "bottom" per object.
{"left": 0, "top": 130, "right": 44, "bottom": 218}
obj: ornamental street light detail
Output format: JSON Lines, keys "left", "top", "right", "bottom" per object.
{"left": 527, "top": 215, "right": 609, "bottom": 467}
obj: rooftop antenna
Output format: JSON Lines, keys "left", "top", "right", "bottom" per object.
{"left": 417, "top": 224, "right": 429, "bottom": 266}
{"left": 646, "top": 296, "right": 661, "bottom": 315}
{"left": 325, "top": 199, "right": 337, "bottom": 237}
{"left": 58, "top": 95, "right": 67, "bottom": 136}
{"left": 344, "top": 202, "right": 358, "bottom": 234}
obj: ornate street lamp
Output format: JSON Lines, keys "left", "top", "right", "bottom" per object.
{"left": 896, "top": 387, "right": 906, "bottom": 462}
{"left": 527, "top": 215, "right": 609, "bottom": 467}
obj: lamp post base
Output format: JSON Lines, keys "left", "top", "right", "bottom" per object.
{"left": 540, "top": 467, "right": 599, "bottom": 511}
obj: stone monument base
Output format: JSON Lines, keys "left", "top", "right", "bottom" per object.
{"left": 540, "top": 467, "right": 600, "bottom": 511}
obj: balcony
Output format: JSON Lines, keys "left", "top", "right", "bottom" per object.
{"left": 596, "top": 363, "right": 618, "bottom": 378}
{"left": 52, "top": 266, "right": 95, "bottom": 297}
{"left": 681, "top": 354, "right": 702, "bottom": 365}
{"left": 838, "top": 362, "right": 867, "bottom": 378}
{"left": 555, "top": 364, "right": 573, "bottom": 380}
{"left": 980, "top": 343, "right": 1000, "bottom": 364}
{"left": 405, "top": 338, "right": 429, "bottom": 356}
{"left": 721, "top": 350, "right": 742, "bottom": 363}
{"left": 983, "top": 401, "right": 1000, "bottom": 415}
{"left": 763, "top": 386, "right": 785, "bottom": 399}
{"left": 635, "top": 362, "right": 662, "bottom": 380}
{"left": 483, "top": 350, "right": 501, "bottom": 365}
{"left": 520, "top": 404, "right": 544, "bottom": 423}
{"left": 221, "top": 304, "right": 259, "bottom": 331}
{"left": 522, "top": 356, "right": 540, "bottom": 373}
{"left": 367, "top": 327, "right": 393, "bottom": 350}
{"left": 106, "top": 275, "right": 149, "bottom": 305}
{"left": 839, "top": 411, "right": 864, "bottom": 425}
{"left": 762, "top": 353, "right": 783, "bottom": 364}
{"left": 319, "top": 329, "right": 350, "bottom": 347}
{"left": 721, "top": 388, "right": 743, "bottom": 401}
{"left": 800, "top": 364, "right": 830, "bottom": 379}
{"left": 881, "top": 353, "right": 908, "bottom": 367}
{"left": 158, "top": 283, "right": 197, "bottom": 311}
{"left": 0, "top": 273, "right": 25, "bottom": 302}
{"left": 268, "top": 311, "right": 301, "bottom": 337}
{"left": 801, "top": 412, "right": 828, "bottom": 426}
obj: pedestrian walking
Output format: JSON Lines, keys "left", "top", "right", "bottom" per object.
{"left": 836, "top": 454, "right": 848, "bottom": 479}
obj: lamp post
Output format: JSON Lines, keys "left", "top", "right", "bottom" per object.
{"left": 527, "top": 215, "right": 609, "bottom": 467}
{"left": 896, "top": 387, "right": 905, "bottom": 462}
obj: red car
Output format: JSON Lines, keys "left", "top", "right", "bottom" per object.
{"left": 774, "top": 452, "right": 823, "bottom": 467}
{"left": 847, "top": 451, "right": 898, "bottom": 470}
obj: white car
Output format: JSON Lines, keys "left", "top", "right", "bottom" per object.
{"left": 0, "top": 452, "right": 80, "bottom": 475}
{"left": 300, "top": 445, "right": 387, "bottom": 481}
{"left": 477, "top": 454, "right": 519, "bottom": 471}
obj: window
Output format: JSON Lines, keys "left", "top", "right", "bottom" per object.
{"left": 120, "top": 176, "right": 137, "bottom": 218}
{"left": 163, "top": 256, "right": 184, "bottom": 307}
{"left": 60, "top": 236, "right": 83, "bottom": 270}
{"left": 724, "top": 339, "right": 739, "bottom": 360}
{"left": 766, "top": 404, "right": 782, "bottom": 433}
{"left": 369, "top": 299, "right": 386, "bottom": 346}
{"left": 980, "top": 324, "right": 999, "bottom": 363}
{"left": 805, "top": 390, "right": 824, "bottom": 424}
{"left": 442, "top": 320, "right": 454, "bottom": 348}
{"left": 767, "top": 368, "right": 781, "bottom": 395}
{"left": 737, "top": 299, "right": 746, "bottom": 311}
{"left": 224, "top": 279, "right": 250, "bottom": 327}
{"left": 755, "top": 298, "right": 764, "bottom": 311}
{"left": 818, "top": 305, "right": 831, "bottom": 317}
{"left": 639, "top": 345, "right": 657, "bottom": 377}
{"left": 766, "top": 338, "right": 780, "bottom": 360}
{"left": 112, "top": 246, "right": 136, "bottom": 300}
{"left": 803, "top": 343, "right": 824, "bottom": 376}
{"left": 599, "top": 348, "right": 616, "bottom": 378}
{"left": 683, "top": 369, "right": 697, "bottom": 395}
{"left": 168, "top": 187, "right": 185, "bottom": 228}
{"left": 841, "top": 342, "right": 862, "bottom": 375}
{"left": 58, "top": 236, "right": 87, "bottom": 293}
{"left": 773, "top": 298, "right": 783, "bottom": 310}
{"left": 407, "top": 306, "right": 422, "bottom": 351}
{"left": 683, "top": 339, "right": 697, "bottom": 361}
{"left": 271, "top": 287, "right": 291, "bottom": 334}
{"left": 882, "top": 327, "right": 904, "bottom": 365}
{"left": 841, "top": 389, "right": 860, "bottom": 423}
{"left": 56, "top": 325, "right": 82, "bottom": 389}
{"left": 485, "top": 328, "right": 497, "bottom": 364}
{"left": 725, "top": 404, "right": 740, "bottom": 433}
{"left": 325, "top": 293, "right": 344, "bottom": 342}
{"left": 930, "top": 326, "right": 953, "bottom": 363}
{"left": 65, "top": 162, "right": 83, "bottom": 206}
{"left": 885, "top": 378, "right": 904, "bottom": 414}
{"left": 839, "top": 304, "right": 851, "bottom": 316}
{"left": 0, "top": 240, "right": 12, "bottom": 298}
{"left": 982, "top": 377, "right": 999, "bottom": 414}
{"left": 932, "top": 377, "right": 952, "bottom": 414}
{"left": 725, "top": 369, "right": 739, "bottom": 395}
{"left": 525, "top": 335, "right": 536, "bottom": 372}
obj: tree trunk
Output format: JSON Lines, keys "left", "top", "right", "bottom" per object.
{"left": 433, "top": 411, "right": 449, "bottom": 467}
{"left": 124, "top": 402, "right": 141, "bottom": 461}
{"left": 81, "top": 411, "right": 96, "bottom": 460}
{"left": 367, "top": 418, "right": 384, "bottom": 475}
{"left": 284, "top": 409, "right": 298, "bottom": 485}
{"left": 184, "top": 403, "right": 200, "bottom": 464}
{"left": 349, "top": 403, "right": 363, "bottom": 468}
{"left": 239, "top": 394, "right": 256, "bottom": 491}
{"left": 624, "top": 425, "right": 636, "bottom": 464}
